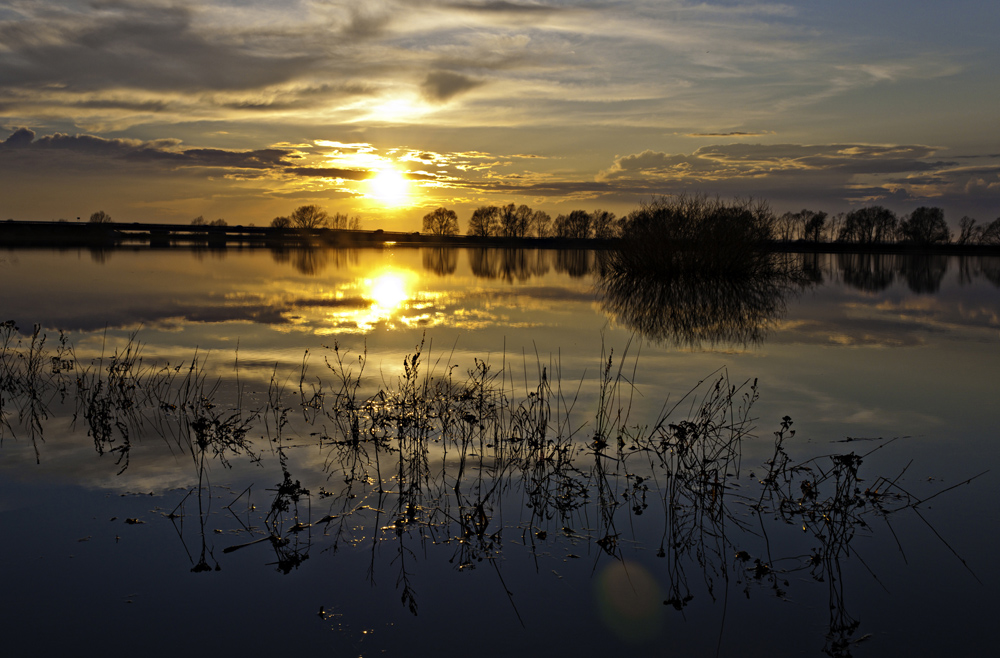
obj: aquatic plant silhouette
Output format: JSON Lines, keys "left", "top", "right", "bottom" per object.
{"left": 0, "top": 322, "right": 71, "bottom": 462}
{"left": 0, "top": 323, "right": 981, "bottom": 648}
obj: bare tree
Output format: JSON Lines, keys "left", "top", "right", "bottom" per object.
{"left": 554, "top": 210, "right": 592, "bottom": 239}
{"left": 422, "top": 207, "right": 459, "bottom": 236}
{"left": 531, "top": 210, "right": 552, "bottom": 238}
{"left": 776, "top": 211, "right": 799, "bottom": 241}
{"left": 191, "top": 215, "right": 206, "bottom": 226}
{"left": 825, "top": 213, "right": 844, "bottom": 242}
{"left": 591, "top": 209, "right": 618, "bottom": 239}
{"left": 957, "top": 216, "right": 983, "bottom": 244}
{"left": 208, "top": 218, "right": 228, "bottom": 227}
{"left": 980, "top": 217, "right": 1000, "bottom": 245}
{"left": 270, "top": 216, "right": 292, "bottom": 229}
{"left": 88, "top": 210, "right": 112, "bottom": 224}
{"left": 497, "top": 204, "right": 519, "bottom": 237}
{"left": 467, "top": 205, "right": 499, "bottom": 237}
{"left": 290, "top": 205, "right": 329, "bottom": 229}
{"left": 513, "top": 204, "right": 534, "bottom": 238}
{"left": 802, "top": 211, "right": 827, "bottom": 242}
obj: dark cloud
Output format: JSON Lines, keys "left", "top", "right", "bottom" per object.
{"left": 2, "top": 127, "right": 35, "bottom": 148}
{"left": 600, "top": 144, "right": 952, "bottom": 181}
{"left": 344, "top": 6, "right": 393, "bottom": 38}
{"left": 221, "top": 83, "right": 377, "bottom": 111}
{"left": 75, "top": 98, "right": 171, "bottom": 112}
{"left": 446, "top": 1, "right": 563, "bottom": 14}
{"left": 0, "top": 3, "right": 317, "bottom": 93}
{"left": 685, "top": 131, "right": 773, "bottom": 137}
{"left": 285, "top": 167, "right": 373, "bottom": 180}
{"left": 0, "top": 127, "right": 293, "bottom": 171}
{"left": 404, "top": 171, "right": 440, "bottom": 180}
{"left": 422, "top": 71, "right": 484, "bottom": 102}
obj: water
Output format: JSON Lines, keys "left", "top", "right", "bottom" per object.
{"left": 1, "top": 246, "right": 997, "bottom": 657}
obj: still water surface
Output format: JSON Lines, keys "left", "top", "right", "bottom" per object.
{"left": 1, "top": 246, "right": 997, "bottom": 656}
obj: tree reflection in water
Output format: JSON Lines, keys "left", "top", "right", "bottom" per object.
{"left": 596, "top": 251, "right": 812, "bottom": 348}
{"left": 467, "top": 247, "right": 552, "bottom": 281}
{"left": 422, "top": 247, "right": 458, "bottom": 276}
{"left": 0, "top": 324, "right": 982, "bottom": 656}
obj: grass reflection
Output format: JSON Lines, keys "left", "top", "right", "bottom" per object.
{"left": 0, "top": 324, "right": 983, "bottom": 653}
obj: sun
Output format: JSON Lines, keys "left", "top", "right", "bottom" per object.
{"left": 367, "top": 168, "right": 410, "bottom": 206}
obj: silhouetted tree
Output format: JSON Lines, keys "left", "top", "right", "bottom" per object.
{"left": 591, "top": 209, "right": 618, "bottom": 239}
{"left": 498, "top": 204, "right": 518, "bottom": 237}
{"left": 898, "top": 207, "right": 949, "bottom": 245}
{"left": 89, "top": 210, "right": 112, "bottom": 224}
{"left": 778, "top": 209, "right": 826, "bottom": 242}
{"left": 837, "top": 206, "right": 897, "bottom": 244}
{"left": 776, "top": 211, "right": 800, "bottom": 241}
{"left": 979, "top": 217, "right": 1000, "bottom": 245}
{"left": 616, "top": 195, "right": 777, "bottom": 276}
{"left": 329, "top": 212, "right": 362, "bottom": 230}
{"left": 191, "top": 215, "right": 207, "bottom": 226}
{"left": 271, "top": 216, "right": 292, "bottom": 229}
{"left": 554, "top": 210, "right": 592, "bottom": 239}
{"left": 467, "top": 205, "right": 499, "bottom": 237}
{"left": 513, "top": 204, "right": 534, "bottom": 238}
{"left": 531, "top": 210, "right": 552, "bottom": 237}
{"left": 208, "top": 218, "right": 228, "bottom": 227}
{"left": 957, "top": 216, "right": 982, "bottom": 244}
{"left": 802, "top": 211, "right": 827, "bottom": 242}
{"left": 290, "top": 205, "right": 329, "bottom": 229}
{"left": 825, "top": 213, "right": 844, "bottom": 242}
{"left": 422, "top": 207, "right": 459, "bottom": 236}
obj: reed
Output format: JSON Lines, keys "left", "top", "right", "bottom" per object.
{"left": 0, "top": 323, "right": 978, "bottom": 639}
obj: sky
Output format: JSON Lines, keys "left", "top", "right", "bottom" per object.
{"left": 0, "top": 0, "right": 998, "bottom": 231}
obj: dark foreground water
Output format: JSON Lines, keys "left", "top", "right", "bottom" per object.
{"left": 1, "top": 246, "right": 997, "bottom": 657}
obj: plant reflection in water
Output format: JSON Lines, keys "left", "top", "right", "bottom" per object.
{"left": 0, "top": 322, "right": 981, "bottom": 656}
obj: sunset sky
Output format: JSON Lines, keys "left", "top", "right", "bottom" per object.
{"left": 1, "top": 0, "right": 997, "bottom": 231}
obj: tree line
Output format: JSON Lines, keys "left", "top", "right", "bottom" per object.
{"left": 421, "top": 204, "right": 621, "bottom": 239}
{"left": 79, "top": 199, "right": 1000, "bottom": 246}
{"left": 417, "top": 199, "right": 1000, "bottom": 246}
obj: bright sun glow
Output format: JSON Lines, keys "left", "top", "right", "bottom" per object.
{"left": 368, "top": 272, "right": 408, "bottom": 310}
{"left": 368, "top": 168, "right": 410, "bottom": 206}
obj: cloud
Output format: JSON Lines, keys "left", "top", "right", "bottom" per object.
{"left": 591, "top": 143, "right": 1000, "bottom": 215}
{"left": 285, "top": 167, "right": 372, "bottom": 180}
{"left": 598, "top": 143, "right": 950, "bottom": 182}
{"left": 445, "top": 1, "right": 564, "bottom": 15}
{"left": 0, "top": 2, "right": 317, "bottom": 93}
{"left": 684, "top": 131, "right": 775, "bottom": 138}
{"left": 421, "top": 71, "right": 484, "bottom": 102}
{"left": 0, "top": 127, "right": 294, "bottom": 171}
{"left": 2, "top": 127, "right": 35, "bottom": 148}
{"left": 344, "top": 5, "right": 394, "bottom": 38}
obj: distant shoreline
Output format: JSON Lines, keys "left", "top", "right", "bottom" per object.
{"left": 2, "top": 219, "right": 998, "bottom": 255}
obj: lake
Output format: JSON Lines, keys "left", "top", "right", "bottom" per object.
{"left": 1, "top": 245, "right": 997, "bottom": 657}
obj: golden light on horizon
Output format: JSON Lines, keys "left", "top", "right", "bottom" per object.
{"left": 367, "top": 168, "right": 412, "bottom": 207}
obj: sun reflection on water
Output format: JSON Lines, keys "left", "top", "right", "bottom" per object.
{"left": 368, "top": 272, "right": 408, "bottom": 310}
